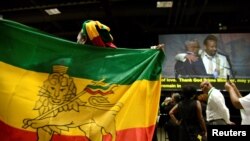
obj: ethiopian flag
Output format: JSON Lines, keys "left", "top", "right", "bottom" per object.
{"left": 0, "top": 19, "right": 164, "bottom": 141}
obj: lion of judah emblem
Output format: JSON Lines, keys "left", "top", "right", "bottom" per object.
{"left": 23, "top": 65, "right": 122, "bottom": 141}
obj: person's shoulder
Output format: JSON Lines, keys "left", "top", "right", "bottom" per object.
{"left": 241, "top": 93, "right": 250, "bottom": 100}
{"left": 217, "top": 53, "right": 230, "bottom": 64}
{"left": 217, "top": 53, "right": 227, "bottom": 59}
{"left": 211, "top": 87, "right": 222, "bottom": 95}
{"left": 213, "top": 87, "right": 221, "bottom": 93}
{"left": 200, "top": 50, "right": 206, "bottom": 57}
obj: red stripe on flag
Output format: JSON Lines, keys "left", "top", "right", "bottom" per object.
{"left": 84, "top": 87, "right": 113, "bottom": 95}
{"left": 0, "top": 121, "right": 37, "bottom": 141}
{"left": 0, "top": 121, "right": 156, "bottom": 141}
{"left": 116, "top": 126, "right": 156, "bottom": 141}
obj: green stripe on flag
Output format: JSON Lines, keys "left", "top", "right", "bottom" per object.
{"left": 0, "top": 19, "right": 164, "bottom": 84}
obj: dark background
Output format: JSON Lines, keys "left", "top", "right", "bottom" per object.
{"left": 1, "top": 0, "right": 250, "bottom": 49}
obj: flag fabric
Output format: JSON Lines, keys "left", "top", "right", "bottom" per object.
{"left": 0, "top": 19, "right": 164, "bottom": 141}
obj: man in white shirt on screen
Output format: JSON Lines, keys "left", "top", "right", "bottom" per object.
{"left": 175, "top": 34, "right": 231, "bottom": 78}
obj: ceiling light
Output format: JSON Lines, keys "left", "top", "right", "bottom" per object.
{"left": 157, "top": 1, "right": 173, "bottom": 8}
{"left": 44, "top": 8, "right": 61, "bottom": 15}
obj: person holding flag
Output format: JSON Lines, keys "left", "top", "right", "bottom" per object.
{"left": 76, "top": 20, "right": 117, "bottom": 48}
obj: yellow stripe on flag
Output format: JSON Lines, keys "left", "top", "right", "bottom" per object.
{"left": 0, "top": 62, "right": 160, "bottom": 136}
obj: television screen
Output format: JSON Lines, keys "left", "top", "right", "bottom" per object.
{"left": 159, "top": 33, "right": 250, "bottom": 91}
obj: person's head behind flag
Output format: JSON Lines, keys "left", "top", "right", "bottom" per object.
{"left": 77, "top": 20, "right": 117, "bottom": 48}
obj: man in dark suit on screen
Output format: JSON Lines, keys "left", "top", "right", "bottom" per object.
{"left": 175, "top": 39, "right": 207, "bottom": 78}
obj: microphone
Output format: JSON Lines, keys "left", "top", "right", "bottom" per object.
{"left": 217, "top": 51, "right": 236, "bottom": 78}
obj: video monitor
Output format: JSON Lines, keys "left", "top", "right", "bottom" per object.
{"left": 159, "top": 33, "right": 250, "bottom": 91}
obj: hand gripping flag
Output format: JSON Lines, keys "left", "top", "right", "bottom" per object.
{"left": 0, "top": 19, "right": 164, "bottom": 141}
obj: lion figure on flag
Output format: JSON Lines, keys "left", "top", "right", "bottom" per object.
{"left": 23, "top": 65, "right": 122, "bottom": 141}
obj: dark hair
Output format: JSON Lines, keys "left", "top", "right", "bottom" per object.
{"left": 172, "top": 93, "right": 181, "bottom": 103}
{"left": 203, "top": 34, "right": 217, "bottom": 45}
{"left": 181, "top": 85, "right": 197, "bottom": 99}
